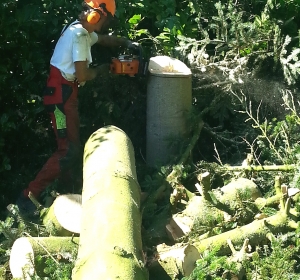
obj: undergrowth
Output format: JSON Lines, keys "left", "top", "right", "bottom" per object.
{"left": 183, "top": 237, "right": 300, "bottom": 280}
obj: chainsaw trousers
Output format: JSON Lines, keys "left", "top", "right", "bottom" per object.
{"left": 23, "top": 66, "right": 81, "bottom": 199}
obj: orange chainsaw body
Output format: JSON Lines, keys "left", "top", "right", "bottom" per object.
{"left": 110, "top": 55, "right": 140, "bottom": 77}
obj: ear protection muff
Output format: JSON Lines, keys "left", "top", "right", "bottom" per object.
{"left": 86, "top": 9, "right": 101, "bottom": 24}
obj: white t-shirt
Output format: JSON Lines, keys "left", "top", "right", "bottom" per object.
{"left": 50, "top": 21, "right": 98, "bottom": 81}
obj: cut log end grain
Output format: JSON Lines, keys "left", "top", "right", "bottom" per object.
{"left": 157, "top": 243, "right": 200, "bottom": 277}
{"left": 9, "top": 237, "right": 35, "bottom": 279}
{"left": 53, "top": 194, "right": 82, "bottom": 234}
{"left": 9, "top": 237, "right": 79, "bottom": 279}
{"left": 42, "top": 194, "right": 82, "bottom": 236}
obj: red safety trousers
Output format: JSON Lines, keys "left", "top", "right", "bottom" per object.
{"left": 23, "top": 66, "right": 81, "bottom": 199}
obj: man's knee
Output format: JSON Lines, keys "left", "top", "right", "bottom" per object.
{"left": 59, "top": 143, "right": 82, "bottom": 171}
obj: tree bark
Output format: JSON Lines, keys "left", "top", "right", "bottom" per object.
{"left": 9, "top": 236, "right": 79, "bottom": 279}
{"left": 225, "top": 164, "right": 295, "bottom": 172}
{"left": 72, "top": 125, "right": 148, "bottom": 280}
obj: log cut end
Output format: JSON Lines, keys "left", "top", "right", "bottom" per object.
{"left": 9, "top": 237, "right": 35, "bottom": 279}
{"left": 53, "top": 194, "right": 82, "bottom": 234}
{"left": 157, "top": 243, "right": 200, "bottom": 277}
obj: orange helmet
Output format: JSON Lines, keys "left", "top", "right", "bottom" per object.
{"left": 85, "top": 0, "right": 116, "bottom": 16}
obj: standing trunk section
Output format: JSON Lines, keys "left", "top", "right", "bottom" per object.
{"left": 72, "top": 125, "right": 148, "bottom": 280}
{"left": 146, "top": 56, "right": 192, "bottom": 166}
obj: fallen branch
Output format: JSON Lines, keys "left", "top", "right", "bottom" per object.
{"left": 225, "top": 164, "right": 295, "bottom": 172}
{"left": 167, "top": 177, "right": 262, "bottom": 241}
{"left": 193, "top": 198, "right": 298, "bottom": 256}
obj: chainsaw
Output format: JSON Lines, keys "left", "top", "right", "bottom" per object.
{"left": 110, "top": 45, "right": 148, "bottom": 77}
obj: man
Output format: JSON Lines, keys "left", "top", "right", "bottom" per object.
{"left": 17, "top": 0, "right": 139, "bottom": 216}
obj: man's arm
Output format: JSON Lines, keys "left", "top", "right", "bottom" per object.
{"left": 74, "top": 61, "right": 110, "bottom": 84}
{"left": 74, "top": 61, "right": 97, "bottom": 83}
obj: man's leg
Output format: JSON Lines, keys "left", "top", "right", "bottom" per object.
{"left": 18, "top": 82, "right": 80, "bottom": 216}
{"left": 23, "top": 135, "right": 68, "bottom": 199}
{"left": 57, "top": 84, "right": 82, "bottom": 193}
{"left": 16, "top": 114, "right": 68, "bottom": 219}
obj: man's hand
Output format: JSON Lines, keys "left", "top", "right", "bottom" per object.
{"left": 126, "top": 41, "right": 140, "bottom": 53}
{"left": 96, "top": 63, "right": 111, "bottom": 76}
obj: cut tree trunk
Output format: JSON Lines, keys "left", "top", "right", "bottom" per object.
{"left": 9, "top": 236, "right": 79, "bottom": 279}
{"left": 148, "top": 243, "right": 200, "bottom": 279}
{"left": 41, "top": 194, "right": 82, "bottom": 236}
{"left": 72, "top": 125, "right": 148, "bottom": 280}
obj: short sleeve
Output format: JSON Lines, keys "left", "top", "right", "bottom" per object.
{"left": 72, "top": 31, "right": 90, "bottom": 62}
{"left": 90, "top": 32, "right": 98, "bottom": 46}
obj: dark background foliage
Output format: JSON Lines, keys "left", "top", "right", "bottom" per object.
{"left": 1, "top": 0, "right": 300, "bottom": 215}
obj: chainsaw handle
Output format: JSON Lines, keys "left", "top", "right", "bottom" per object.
{"left": 127, "top": 41, "right": 141, "bottom": 54}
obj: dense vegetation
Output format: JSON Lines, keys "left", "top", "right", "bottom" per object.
{"left": 1, "top": 0, "right": 300, "bottom": 279}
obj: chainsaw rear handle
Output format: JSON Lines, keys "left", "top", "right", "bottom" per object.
{"left": 132, "top": 44, "right": 148, "bottom": 76}
{"left": 127, "top": 41, "right": 141, "bottom": 54}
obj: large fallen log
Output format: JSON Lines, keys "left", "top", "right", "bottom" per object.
{"left": 9, "top": 236, "right": 79, "bottom": 279}
{"left": 72, "top": 125, "right": 148, "bottom": 280}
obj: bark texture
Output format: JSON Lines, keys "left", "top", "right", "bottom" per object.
{"left": 72, "top": 125, "right": 148, "bottom": 280}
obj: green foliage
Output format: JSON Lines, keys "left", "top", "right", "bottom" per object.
{"left": 245, "top": 238, "right": 299, "bottom": 279}
{"left": 182, "top": 246, "right": 240, "bottom": 280}
{"left": 36, "top": 251, "right": 77, "bottom": 280}
{"left": 0, "top": 0, "right": 80, "bottom": 177}
{"left": 255, "top": 113, "right": 300, "bottom": 164}
{"left": 183, "top": 237, "right": 300, "bottom": 280}
{"left": 239, "top": 89, "right": 300, "bottom": 165}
